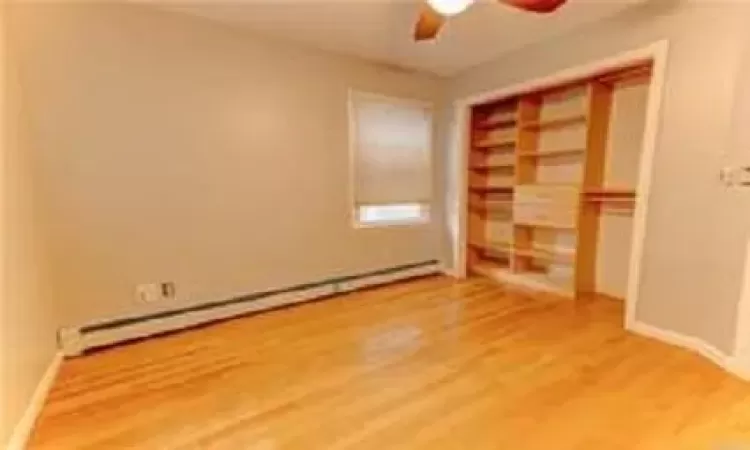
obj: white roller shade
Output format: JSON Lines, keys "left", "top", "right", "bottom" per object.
{"left": 350, "top": 91, "right": 433, "bottom": 206}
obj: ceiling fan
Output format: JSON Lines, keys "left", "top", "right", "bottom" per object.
{"left": 414, "top": 0, "right": 568, "bottom": 41}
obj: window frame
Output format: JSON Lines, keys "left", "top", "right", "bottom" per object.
{"left": 354, "top": 203, "right": 431, "bottom": 229}
{"left": 348, "top": 90, "right": 434, "bottom": 229}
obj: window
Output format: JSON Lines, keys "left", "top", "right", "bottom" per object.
{"left": 349, "top": 91, "right": 433, "bottom": 227}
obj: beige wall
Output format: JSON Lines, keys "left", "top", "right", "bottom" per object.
{"left": 597, "top": 82, "right": 649, "bottom": 299}
{"left": 6, "top": 3, "right": 750, "bottom": 442}
{"left": 447, "top": 1, "right": 750, "bottom": 353}
{"left": 1, "top": 2, "right": 59, "bottom": 444}
{"left": 7, "top": 2, "right": 444, "bottom": 328}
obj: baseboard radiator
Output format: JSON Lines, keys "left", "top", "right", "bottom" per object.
{"left": 58, "top": 260, "right": 441, "bottom": 356}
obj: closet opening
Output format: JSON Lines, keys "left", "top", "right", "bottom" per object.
{"left": 463, "top": 59, "right": 657, "bottom": 304}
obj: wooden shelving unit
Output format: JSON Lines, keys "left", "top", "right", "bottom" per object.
{"left": 469, "top": 162, "right": 515, "bottom": 171}
{"left": 517, "top": 147, "right": 585, "bottom": 158}
{"left": 465, "top": 62, "right": 652, "bottom": 300}
{"left": 478, "top": 117, "right": 517, "bottom": 130}
{"left": 470, "top": 240, "right": 574, "bottom": 259}
{"left": 469, "top": 185, "right": 514, "bottom": 194}
{"left": 583, "top": 189, "right": 636, "bottom": 208}
{"left": 473, "top": 138, "right": 516, "bottom": 149}
{"left": 521, "top": 114, "right": 587, "bottom": 131}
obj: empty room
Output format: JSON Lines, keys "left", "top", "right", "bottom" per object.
{"left": 4, "top": 0, "right": 750, "bottom": 448}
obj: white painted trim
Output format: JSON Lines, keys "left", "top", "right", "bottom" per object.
{"left": 628, "top": 319, "right": 750, "bottom": 381}
{"left": 450, "top": 40, "right": 670, "bottom": 324}
{"left": 629, "top": 321, "right": 728, "bottom": 369}
{"left": 457, "top": 42, "right": 666, "bottom": 108}
{"left": 625, "top": 40, "right": 670, "bottom": 329}
{"left": 454, "top": 104, "right": 471, "bottom": 279}
{"left": 730, "top": 239, "right": 750, "bottom": 376}
{"left": 440, "top": 261, "right": 460, "bottom": 278}
{"left": 725, "top": 354, "right": 750, "bottom": 381}
{"left": 6, "top": 351, "right": 63, "bottom": 450}
{"left": 62, "top": 263, "right": 441, "bottom": 356}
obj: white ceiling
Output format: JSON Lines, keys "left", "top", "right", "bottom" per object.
{"left": 156, "top": 0, "right": 646, "bottom": 76}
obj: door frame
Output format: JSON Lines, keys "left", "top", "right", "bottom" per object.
{"left": 731, "top": 239, "right": 750, "bottom": 375}
{"left": 449, "top": 40, "right": 670, "bottom": 328}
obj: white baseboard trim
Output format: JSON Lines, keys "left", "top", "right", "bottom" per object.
{"left": 725, "top": 356, "right": 750, "bottom": 381}
{"left": 6, "top": 351, "right": 63, "bottom": 450}
{"left": 61, "top": 261, "right": 440, "bottom": 356}
{"left": 440, "top": 263, "right": 460, "bottom": 279}
{"left": 627, "top": 320, "right": 749, "bottom": 381}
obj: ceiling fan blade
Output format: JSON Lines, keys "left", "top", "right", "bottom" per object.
{"left": 498, "top": 0, "right": 568, "bottom": 13}
{"left": 414, "top": 2, "right": 446, "bottom": 41}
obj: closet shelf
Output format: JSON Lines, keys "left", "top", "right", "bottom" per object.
{"left": 469, "top": 198, "right": 514, "bottom": 215}
{"left": 471, "top": 259, "right": 511, "bottom": 275}
{"left": 471, "top": 241, "right": 575, "bottom": 262}
{"left": 583, "top": 188, "right": 636, "bottom": 202}
{"left": 517, "top": 147, "right": 585, "bottom": 158}
{"left": 514, "top": 244, "right": 576, "bottom": 262}
{"left": 469, "top": 186, "right": 514, "bottom": 195}
{"left": 583, "top": 188, "right": 635, "bottom": 196}
{"left": 473, "top": 138, "right": 516, "bottom": 150}
{"left": 477, "top": 117, "right": 517, "bottom": 130}
{"left": 469, "top": 240, "right": 511, "bottom": 253}
{"left": 469, "top": 162, "right": 515, "bottom": 171}
{"left": 470, "top": 203, "right": 513, "bottom": 215}
{"left": 472, "top": 264, "right": 574, "bottom": 299}
{"left": 521, "top": 114, "right": 587, "bottom": 131}
{"left": 509, "top": 186, "right": 635, "bottom": 197}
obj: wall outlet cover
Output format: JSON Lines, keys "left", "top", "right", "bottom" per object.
{"left": 136, "top": 283, "right": 162, "bottom": 303}
{"left": 160, "top": 282, "right": 176, "bottom": 299}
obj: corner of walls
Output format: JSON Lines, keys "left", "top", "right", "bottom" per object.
{"left": 626, "top": 320, "right": 747, "bottom": 379}
{"left": 2, "top": 2, "right": 63, "bottom": 446}
{"left": 4, "top": 352, "right": 63, "bottom": 450}
{"left": 727, "top": 239, "right": 750, "bottom": 381}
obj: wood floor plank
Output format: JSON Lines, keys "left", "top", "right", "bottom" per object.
{"left": 28, "top": 276, "right": 750, "bottom": 449}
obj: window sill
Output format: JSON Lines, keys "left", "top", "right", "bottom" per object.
{"left": 353, "top": 219, "right": 431, "bottom": 229}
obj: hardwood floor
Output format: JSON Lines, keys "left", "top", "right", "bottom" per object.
{"left": 29, "top": 276, "right": 750, "bottom": 449}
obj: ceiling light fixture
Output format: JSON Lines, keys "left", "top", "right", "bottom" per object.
{"left": 415, "top": 0, "right": 568, "bottom": 42}
{"left": 426, "top": 0, "right": 474, "bottom": 16}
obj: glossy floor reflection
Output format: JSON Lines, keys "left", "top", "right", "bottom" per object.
{"left": 29, "top": 276, "right": 750, "bottom": 449}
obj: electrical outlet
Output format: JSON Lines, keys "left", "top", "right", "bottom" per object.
{"left": 160, "top": 282, "right": 176, "bottom": 299}
{"left": 136, "top": 283, "right": 162, "bottom": 303}
{"left": 136, "top": 282, "right": 177, "bottom": 303}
